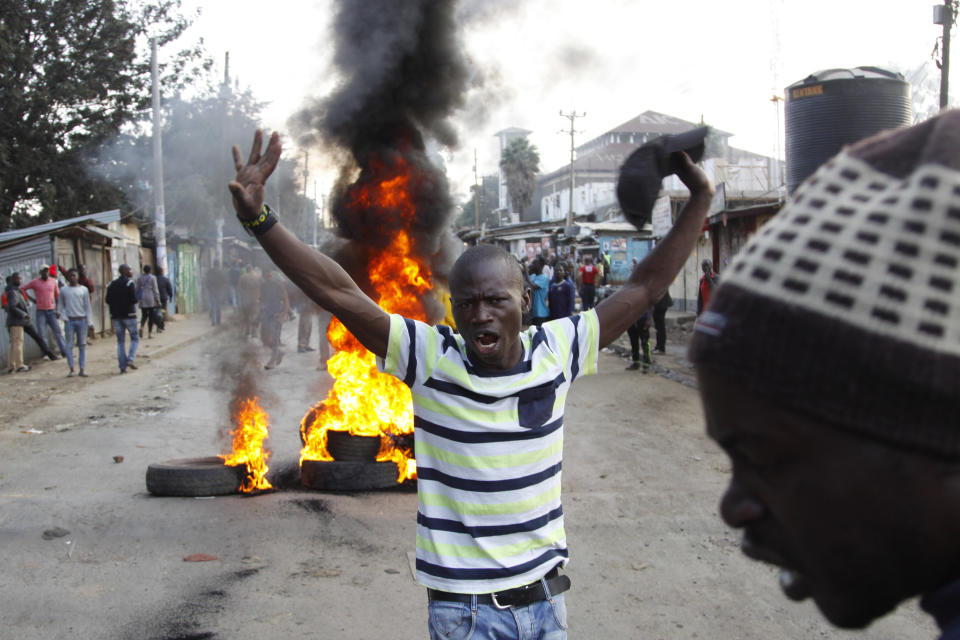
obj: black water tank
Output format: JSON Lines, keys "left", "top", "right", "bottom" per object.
{"left": 785, "top": 67, "right": 911, "bottom": 193}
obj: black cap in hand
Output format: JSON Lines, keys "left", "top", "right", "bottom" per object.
{"left": 617, "top": 126, "right": 710, "bottom": 229}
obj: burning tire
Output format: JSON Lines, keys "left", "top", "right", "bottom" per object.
{"left": 146, "top": 457, "right": 244, "bottom": 497}
{"left": 300, "top": 460, "right": 405, "bottom": 491}
{"left": 325, "top": 431, "right": 381, "bottom": 462}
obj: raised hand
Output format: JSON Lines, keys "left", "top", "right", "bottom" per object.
{"left": 228, "top": 130, "right": 283, "bottom": 221}
{"left": 673, "top": 151, "right": 714, "bottom": 199}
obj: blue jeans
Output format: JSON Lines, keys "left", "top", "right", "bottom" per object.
{"left": 36, "top": 309, "right": 67, "bottom": 355}
{"left": 112, "top": 318, "right": 139, "bottom": 371}
{"left": 427, "top": 592, "right": 567, "bottom": 640}
{"left": 64, "top": 317, "right": 88, "bottom": 370}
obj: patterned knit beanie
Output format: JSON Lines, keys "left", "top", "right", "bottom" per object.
{"left": 688, "top": 109, "right": 960, "bottom": 457}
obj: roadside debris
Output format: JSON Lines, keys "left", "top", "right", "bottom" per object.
{"left": 42, "top": 527, "right": 70, "bottom": 540}
{"left": 183, "top": 553, "right": 218, "bottom": 562}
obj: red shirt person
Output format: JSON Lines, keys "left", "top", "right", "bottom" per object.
{"left": 697, "top": 259, "right": 718, "bottom": 315}
{"left": 578, "top": 257, "right": 600, "bottom": 310}
{"left": 20, "top": 264, "right": 67, "bottom": 357}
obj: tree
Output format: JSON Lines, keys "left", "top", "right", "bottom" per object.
{"left": 92, "top": 83, "right": 314, "bottom": 242}
{"left": 499, "top": 137, "right": 540, "bottom": 214}
{"left": 455, "top": 174, "right": 499, "bottom": 229}
{"left": 0, "top": 0, "right": 209, "bottom": 231}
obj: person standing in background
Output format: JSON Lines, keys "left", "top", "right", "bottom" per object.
{"left": 696, "top": 259, "right": 718, "bottom": 315}
{"left": 237, "top": 264, "right": 262, "bottom": 339}
{"left": 653, "top": 289, "right": 672, "bottom": 354}
{"left": 204, "top": 265, "right": 227, "bottom": 327}
{"left": 548, "top": 262, "right": 576, "bottom": 320}
{"left": 58, "top": 268, "right": 92, "bottom": 377}
{"left": 625, "top": 310, "right": 652, "bottom": 373}
{"left": 578, "top": 256, "right": 599, "bottom": 310}
{"left": 20, "top": 265, "right": 66, "bottom": 359}
{"left": 259, "top": 269, "right": 289, "bottom": 370}
{"left": 528, "top": 259, "right": 550, "bottom": 326}
{"left": 228, "top": 259, "right": 242, "bottom": 308}
{"left": 155, "top": 266, "right": 173, "bottom": 333}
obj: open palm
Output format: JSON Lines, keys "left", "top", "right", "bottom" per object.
{"left": 228, "top": 130, "right": 283, "bottom": 221}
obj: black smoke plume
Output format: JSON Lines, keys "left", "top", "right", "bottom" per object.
{"left": 291, "top": 0, "right": 470, "bottom": 320}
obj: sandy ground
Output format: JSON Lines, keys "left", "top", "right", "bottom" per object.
{"left": 0, "top": 311, "right": 937, "bottom": 639}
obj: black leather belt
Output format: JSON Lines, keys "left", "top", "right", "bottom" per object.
{"left": 427, "top": 567, "right": 571, "bottom": 609}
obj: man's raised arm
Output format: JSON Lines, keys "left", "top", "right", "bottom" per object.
{"left": 595, "top": 152, "right": 714, "bottom": 348}
{"left": 227, "top": 130, "right": 390, "bottom": 358}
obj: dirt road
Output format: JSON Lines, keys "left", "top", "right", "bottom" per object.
{"left": 0, "top": 312, "right": 935, "bottom": 639}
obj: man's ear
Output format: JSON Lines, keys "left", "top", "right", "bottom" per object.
{"left": 521, "top": 286, "right": 532, "bottom": 313}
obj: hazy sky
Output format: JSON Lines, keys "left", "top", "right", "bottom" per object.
{"left": 182, "top": 0, "right": 951, "bottom": 201}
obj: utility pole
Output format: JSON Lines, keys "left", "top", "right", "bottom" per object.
{"left": 150, "top": 38, "right": 167, "bottom": 275}
{"left": 473, "top": 148, "right": 480, "bottom": 229}
{"left": 936, "top": 1, "right": 956, "bottom": 109}
{"left": 559, "top": 110, "right": 585, "bottom": 227}
{"left": 303, "top": 151, "right": 312, "bottom": 245}
{"left": 770, "top": 94, "right": 784, "bottom": 191}
{"left": 217, "top": 51, "right": 230, "bottom": 268}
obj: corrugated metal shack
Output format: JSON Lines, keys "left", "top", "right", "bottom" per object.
{"left": 0, "top": 210, "right": 142, "bottom": 369}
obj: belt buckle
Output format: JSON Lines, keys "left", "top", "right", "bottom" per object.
{"left": 490, "top": 591, "right": 512, "bottom": 610}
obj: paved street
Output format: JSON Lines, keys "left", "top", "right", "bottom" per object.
{"left": 0, "top": 311, "right": 935, "bottom": 639}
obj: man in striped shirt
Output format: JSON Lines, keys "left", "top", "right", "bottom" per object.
{"left": 228, "top": 130, "right": 713, "bottom": 638}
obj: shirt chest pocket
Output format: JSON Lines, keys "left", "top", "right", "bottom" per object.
{"left": 515, "top": 373, "right": 565, "bottom": 429}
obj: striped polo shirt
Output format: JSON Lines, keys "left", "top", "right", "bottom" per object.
{"left": 377, "top": 309, "right": 600, "bottom": 593}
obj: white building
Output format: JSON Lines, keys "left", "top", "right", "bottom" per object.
{"left": 538, "top": 110, "right": 783, "bottom": 223}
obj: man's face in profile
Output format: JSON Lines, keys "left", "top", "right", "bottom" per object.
{"left": 698, "top": 367, "right": 957, "bottom": 629}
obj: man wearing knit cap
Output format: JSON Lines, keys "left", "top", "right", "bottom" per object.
{"left": 689, "top": 110, "right": 960, "bottom": 637}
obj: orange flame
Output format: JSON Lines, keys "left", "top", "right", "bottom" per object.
{"left": 300, "top": 155, "right": 432, "bottom": 483}
{"left": 221, "top": 397, "right": 272, "bottom": 492}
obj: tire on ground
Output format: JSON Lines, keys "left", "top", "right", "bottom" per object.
{"left": 325, "top": 431, "right": 381, "bottom": 462}
{"left": 146, "top": 456, "right": 244, "bottom": 497}
{"left": 301, "top": 460, "right": 402, "bottom": 491}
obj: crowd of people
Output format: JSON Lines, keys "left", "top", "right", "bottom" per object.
{"left": 517, "top": 251, "right": 677, "bottom": 374}
{"left": 3, "top": 246, "right": 691, "bottom": 379}
{"left": 3, "top": 261, "right": 176, "bottom": 376}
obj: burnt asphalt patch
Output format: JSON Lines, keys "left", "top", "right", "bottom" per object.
{"left": 123, "top": 567, "right": 262, "bottom": 640}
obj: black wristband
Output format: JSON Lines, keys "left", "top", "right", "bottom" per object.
{"left": 240, "top": 204, "right": 279, "bottom": 237}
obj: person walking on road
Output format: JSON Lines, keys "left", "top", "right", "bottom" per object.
{"left": 652, "top": 289, "right": 672, "bottom": 354}
{"left": 58, "top": 268, "right": 93, "bottom": 377}
{"left": 155, "top": 266, "right": 173, "bottom": 333}
{"left": 228, "top": 129, "right": 713, "bottom": 639}
{"left": 20, "top": 265, "right": 66, "bottom": 359}
{"left": 136, "top": 265, "right": 161, "bottom": 339}
{"left": 5, "top": 272, "right": 56, "bottom": 371}
{"left": 106, "top": 264, "right": 139, "bottom": 373}
{"left": 259, "top": 269, "right": 289, "bottom": 370}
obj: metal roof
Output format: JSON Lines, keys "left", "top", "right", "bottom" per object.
{"left": 0, "top": 210, "right": 122, "bottom": 245}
